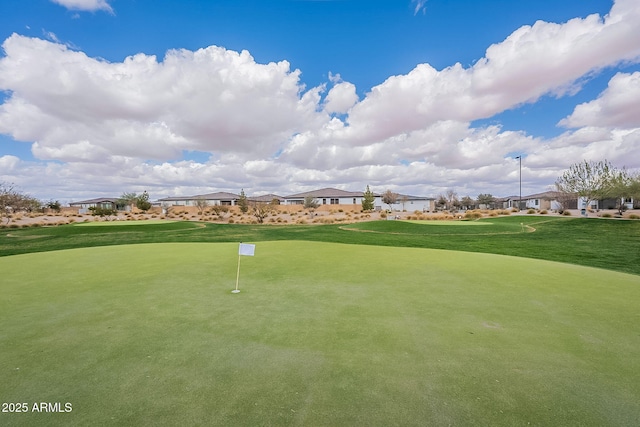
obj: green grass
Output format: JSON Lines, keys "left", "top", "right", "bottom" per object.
{"left": 2, "top": 216, "right": 639, "bottom": 275}
{"left": 72, "top": 219, "right": 178, "bottom": 226}
{"left": 1, "top": 242, "right": 639, "bottom": 426}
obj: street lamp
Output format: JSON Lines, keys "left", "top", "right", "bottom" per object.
{"left": 515, "top": 156, "right": 522, "bottom": 210}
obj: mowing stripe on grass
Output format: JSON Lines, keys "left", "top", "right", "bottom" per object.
{"left": 1, "top": 242, "right": 639, "bottom": 426}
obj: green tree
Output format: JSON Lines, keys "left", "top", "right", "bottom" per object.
{"left": 460, "top": 196, "right": 475, "bottom": 210}
{"left": 476, "top": 194, "right": 495, "bottom": 209}
{"left": 136, "top": 191, "right": 152, "bottom": 212}
{"left": 628, "top": 174, "right": 640, "bottom": 203}
{"left": 361, "top": 185, "right": 375, "bottom": 211}
{"left": 238, "top": 189, "right": 249, "bottom": 213}
{"left": 46, "top": 200, "right": 62, "bottom": 213}
{"left": 303, "top": 196, "right": 319, "bottom": 210}
{"left": 118, "top": 192, "right": 138, "bottom": 211}
{"left": 89, "top": 206, "right": 117, "bottom": 219}
{"left": 555, "top": 160, "right": 616, "bottom": 215}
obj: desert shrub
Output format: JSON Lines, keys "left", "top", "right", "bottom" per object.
{"left": 628, "top": 214, "right": 639, "bottom": 219}
{"left": 540, "top": 210, "right": 548, "bottom": 215}
{"left": 527, "top": 209, "right": 536, "bottom": 214}
{"left": 511, "top": 208, "right": 519, "bottom": 212}
{"left": 380, "top": 212, "right": 387, "bottom": 219}
{"left": 601, "top": 213, "right": 612, "bottom": 218}
{"left": 465, "top": 211, "right": 482, "bottom": 219}
{"left": 228, "top": 219, "right": 235, "bottom": 223}
{"left": 297, "top": 219, "right": 307, "bottom": 224}
{"left": 562, "top": 210, "right": 572, "bottom": 216}
{"left": 488, "top": 211, "right": 498, "bottom": 217}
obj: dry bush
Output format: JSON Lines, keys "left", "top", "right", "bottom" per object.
{"left": 562, "top": 210, "right": 572, "bottom": 216}
{"left": 627, "top": 214, "right": 639, "bottom": 219}
{"left": 540, "top": 210, "right": 548, "bottom": 215}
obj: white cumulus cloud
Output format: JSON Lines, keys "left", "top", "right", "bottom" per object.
{"left": 50, "top": 0, "right": 114, "bottom": 14}
{"left": 559, "top": 72, "right": 640, "bottom": 129}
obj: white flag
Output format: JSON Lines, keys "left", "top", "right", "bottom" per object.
{"left": 238, "top": 243, "right": 255, "bottom": 256}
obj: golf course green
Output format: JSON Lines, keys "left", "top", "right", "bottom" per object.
{"left": 1, "top": 240, "right": 639, "bottom": 426}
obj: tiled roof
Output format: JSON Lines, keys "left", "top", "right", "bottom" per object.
{"left": 248, "top": 194, "right": 285, "bottom": 202}
{"left": 194, "top": 192, "right": 240, "bottom": 199}
{"left": 69, "top": 197, "right": 119, "bottom": 204}
{"left": 285, "top": 187, "right": 365, "bottom": 199}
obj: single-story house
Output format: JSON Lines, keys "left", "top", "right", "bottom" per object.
{"left": 380, "top": 193, "right": 435, "bottom": 212}
{"left": 579, "top": 196, "right": 635, "bottom": 210}
{"left": 283, "top": 187, "right": 435, "bottom": 212}
{"left": 157, "top": 192, "right": 240, "bottom": 206}
{"left": 69, "top": 197, "right": 126, "bottom": 213}
{"left": 248, "top": 194, "right": 285, "bottom": 204}
{"left": 523, "top": 191, "right": 566, "bottom": 211}
{"left": 284, "top": 188, "right": 366, "bottom": 206}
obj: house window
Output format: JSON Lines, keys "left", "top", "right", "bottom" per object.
{"left": 322, "top": 199, "right": 327, "bottom": 204}
{"left": 535, "top": 199, "right": 539, "bottom": 206}
{"left": 353, "top": 198, "right": 356, "bottom": 204}
{"left": 330, "top": 199, "right": 339, "bottom": 204}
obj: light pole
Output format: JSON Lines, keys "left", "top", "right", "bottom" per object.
{"left": 515, "top": 156, "right": 522, "bottom": 210}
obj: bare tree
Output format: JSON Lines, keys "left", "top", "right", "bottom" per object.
{"left": 552, "top": 190, "right": 576, "bottom": 214}
{"left": 251, "top": 200, "right": 277, "bottom": 223}
{"left": 304, "top": 196, "right": 320, "bottom": 219}
{"left": 555, "top": 160, "right": 616, "bottom": 215}
{"left": 382, "top": 190, "right": 398, "bottom": 211}
{"left": 0, "top": 183, "right": 31, "bottom": 224}
{"left": 195, "top": 197, "right": 209, "bottom": 215}
{"left": 445, "top": 189, "right": 458, "bottom": 212}
{"left": 210, "top": 204, "right": 229, "bottom": 219}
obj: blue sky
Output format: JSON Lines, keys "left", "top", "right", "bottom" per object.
{"left": 1, "top": 0, "right": 639, "bottom": 202}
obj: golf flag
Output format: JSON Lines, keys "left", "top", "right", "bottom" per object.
{"left": 233, "top": 243, "right": 255, "bottom": 293}
{"left": 238, "top": 243, "right": 256, "bottom": 257}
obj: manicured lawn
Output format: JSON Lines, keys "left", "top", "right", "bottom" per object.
{"left": 72, "top": 219, "right": 179, "bottom": 227}
{"left": 3, "top": 216, "right": 639, "bottom": 275}
{"left": 1, "top": 242, "right": 639, "bottom": 426}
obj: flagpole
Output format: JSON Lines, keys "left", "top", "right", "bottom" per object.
{"left": 233, "top": 252, "right": 242, "bottom": 293}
